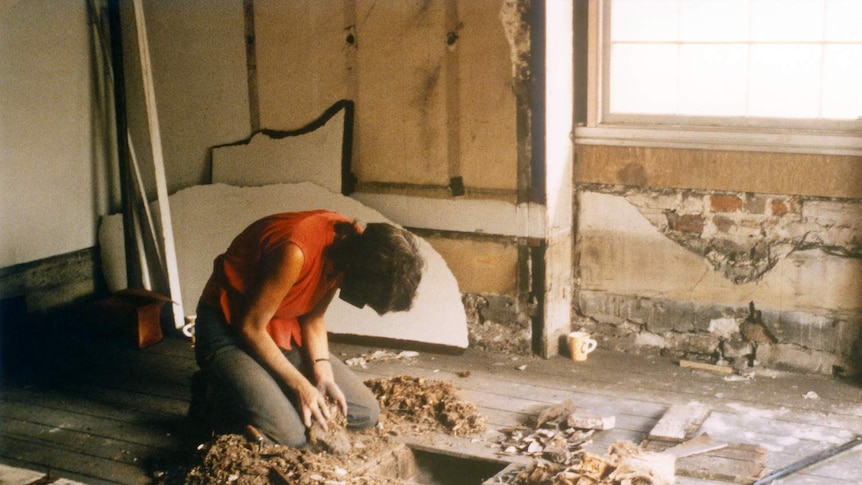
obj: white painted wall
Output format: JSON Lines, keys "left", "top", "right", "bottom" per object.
{"left": 0, "top": 0, "right": 104, "bottom": 267}
{"left": 120, "top": 0, "right": 250, "bottom": 194}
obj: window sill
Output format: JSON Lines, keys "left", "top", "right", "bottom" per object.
{"left": 574, "top": 125, "right": 862, "bottom": 157}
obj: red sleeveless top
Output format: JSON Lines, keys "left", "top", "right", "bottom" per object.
{"left": 200, "top": 210, "right": 352, "bottom": 350}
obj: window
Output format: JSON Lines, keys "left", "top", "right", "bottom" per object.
{"left": 577, "top": 0, "right": 862, "bottom": 155}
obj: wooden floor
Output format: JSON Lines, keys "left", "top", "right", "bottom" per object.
{"left": 1, "top": 332, "right": 861, "bottom": 484}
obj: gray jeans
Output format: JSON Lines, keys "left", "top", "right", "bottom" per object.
{"left": 194, "top": 302, "right": 380, "bottom": 447}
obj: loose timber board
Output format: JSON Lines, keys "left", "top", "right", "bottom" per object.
{"left": 648, "top": 404, "right": 712, "bottom": 442}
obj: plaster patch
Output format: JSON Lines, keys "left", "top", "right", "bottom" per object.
{"left": 708, "top": 317, "right": 739, "bottom": 340}
{"left": 634, "top": 331, "right": 666, "bottom": 348}
{"left": 99, "top": 182, "right": 469, "bottom": 349}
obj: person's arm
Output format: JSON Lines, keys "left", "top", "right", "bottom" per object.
{"left": 300, "top": 286, "right": 348, "bottom": 416}
{"left": 234, "top": 243, "right": 332, "bottom": 430}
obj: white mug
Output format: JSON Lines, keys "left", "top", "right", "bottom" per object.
{"left": 568, "top": 331, "right": 597, "bottom": 361}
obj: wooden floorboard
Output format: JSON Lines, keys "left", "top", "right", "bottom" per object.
{"left": 342, "top": 343, "right": 862, "bottom": 484}
{"left": 1, "top": 336, "right": 861, "bottom": 484}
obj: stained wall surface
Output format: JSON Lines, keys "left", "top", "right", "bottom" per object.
{"left": 255, "top": 0, "right": 519, "bottom": 193}
{"left": 574, "top": 146, "right": 862, "bottom": 375}
{"left": 252, "top": 0, "right": 525, "bottom": 305}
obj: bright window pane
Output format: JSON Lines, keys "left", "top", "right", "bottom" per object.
{"left": 679, "top": 45, "right": 748, "bottom": 116}
{"left": 610, "top": 44, "right": 678, "bottom": 114}
{"left": 611, "top": 0, "right": 679, "bottom": 42}
{"left": 825, "top": 0, "right": 862, "bottom": 41}
{"left": 751, "top": 0, "right": 824, "bottom": 42}
{"left": 749, "top": 44, "right": 821, "bottom": 118}
{"left": 680, "top": 0, "right": 749, "bottom": 42}
{"left": 822, "top": 45, "right": 862, "bottom": 119}
{"left": 606, "top": 0, "right": 862, "bottom": 123}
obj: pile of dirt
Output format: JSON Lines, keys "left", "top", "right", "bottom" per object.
{"left": 178, "top": 375, "right": 486, "bottom": 484}
{"left": 365, "top": 375, "right": 487, "bottom": 437}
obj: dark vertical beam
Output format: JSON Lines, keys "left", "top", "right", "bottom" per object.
{"left": 514, "top": 0, "right": 534, "bottom": 206}
{"left": 244, "top": 0, "right": 260, "bottom": 132}
{"left": 529, "top": 0, "right": 546, "bottom": 205}
{"left": 444, "top": 0, "right": 464, "bottom": 197}
{"left": 573, "top": 0, "right": 589, "bottom": 126}
{"left": 107, "top": 0, "right": 142, "bottom": 289}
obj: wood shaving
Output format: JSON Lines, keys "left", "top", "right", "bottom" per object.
{"left": 183, "top": 433, "right": 408, "bottom": 485}
{"left": 364, "top": 375, "right": 486, "bottom": 436}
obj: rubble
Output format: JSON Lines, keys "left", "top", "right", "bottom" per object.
{"left": 175, "top": 375, "right": 487, "bottom": 484}
{"left": 490, "top": 401, "right": 674, "bottom": 485}
{"left": 364, "top": 375, "right": 487, "bottom": 436}
{"left": 184, "top": 433, "right": 407, "bottom": 485}
{"left": 491, "top": 441, "right": 674, "bottom": 485}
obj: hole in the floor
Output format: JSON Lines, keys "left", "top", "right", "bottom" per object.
{"left": 407, "top": 449, "right": 508, "bottom": 485}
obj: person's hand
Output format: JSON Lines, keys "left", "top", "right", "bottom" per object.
{"left": 317, "top": 379, "right": 348, "bottom": 417}
{"left": 313, "top": 360, "right": 348, "bottom": 417}
{"left": 296, "top": 381, "right": 332, "bottom": 431}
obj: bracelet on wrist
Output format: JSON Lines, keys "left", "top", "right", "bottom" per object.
{"left": 313, "top": 357, "right": 330, "bottom": 365}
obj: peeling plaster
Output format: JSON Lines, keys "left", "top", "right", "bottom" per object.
{"left": 616, "top": 187, "right": 862, "bottom": 284}
{"left": 498, "top": 0, "right": 530, "bottom": 84}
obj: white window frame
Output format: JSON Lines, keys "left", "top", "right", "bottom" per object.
{"left": 574, "top": 0, "right": 862, "bottom": 156}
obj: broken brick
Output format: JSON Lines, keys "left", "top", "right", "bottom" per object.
{"left": 667, "top": 212, "right": 705, "bottom": 234}
{"left": 770, "top": 199, "right": 789, "bottom": 217}
{"left": 710, "top": 194, "right": 743, "bottom": 213}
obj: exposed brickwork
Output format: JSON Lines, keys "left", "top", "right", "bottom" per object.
{"left": 710, "top": 194, "right": 743, "bottom": 213}
{"left": 743, "top": 195, "right": 767, "bottom": 214}
{"left": 666, "top": 212, "right": 704, "bottom": 234}
{"left": 578, "top": 186, "right": 862, "bottom": 375}
{"left": 770, "top": 199, "right": 789, "bottom": 217}
{"left": 619, "top": 188, "right": 861, "bottom": 284}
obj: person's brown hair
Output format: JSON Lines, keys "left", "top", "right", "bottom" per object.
{"left": 329, "top": 221, "right": 424, "bottom": 314}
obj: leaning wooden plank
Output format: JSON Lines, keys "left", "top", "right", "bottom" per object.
{"left": 131, "top": 0, "right": 184, "bottom": 330}
{"left": 649, "top": 405, "right": 712, "bottom": 442}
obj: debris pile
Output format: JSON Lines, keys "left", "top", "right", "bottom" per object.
{"left": 184, "top": 433, "right": 407, "bottom": 485}
{"left": 496, "top": 399, "right": 612, "bottom": 463}
{"left": 307, "top": 402, "right": 352, "bottom": 456}
{"left": 491, "top": 439, "right": 675, "bottom": 485}
{"left": 178, "top": 374, "right": 487, "bottom": 484}
{"left": 502, "top": 441, "right": 674, "bottom": 485}
{"left": 491, "top": 400, "right": 673, "bottom": 485}
{"left": 497, "top": 425, "right": 595, "bottom": 464}
{"left": 365, "top": 375, "right": 486, "bottom": 436}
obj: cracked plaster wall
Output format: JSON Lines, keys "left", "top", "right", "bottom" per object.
{"left": 575, "top": 189, "right": 862, "bottom": 375}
